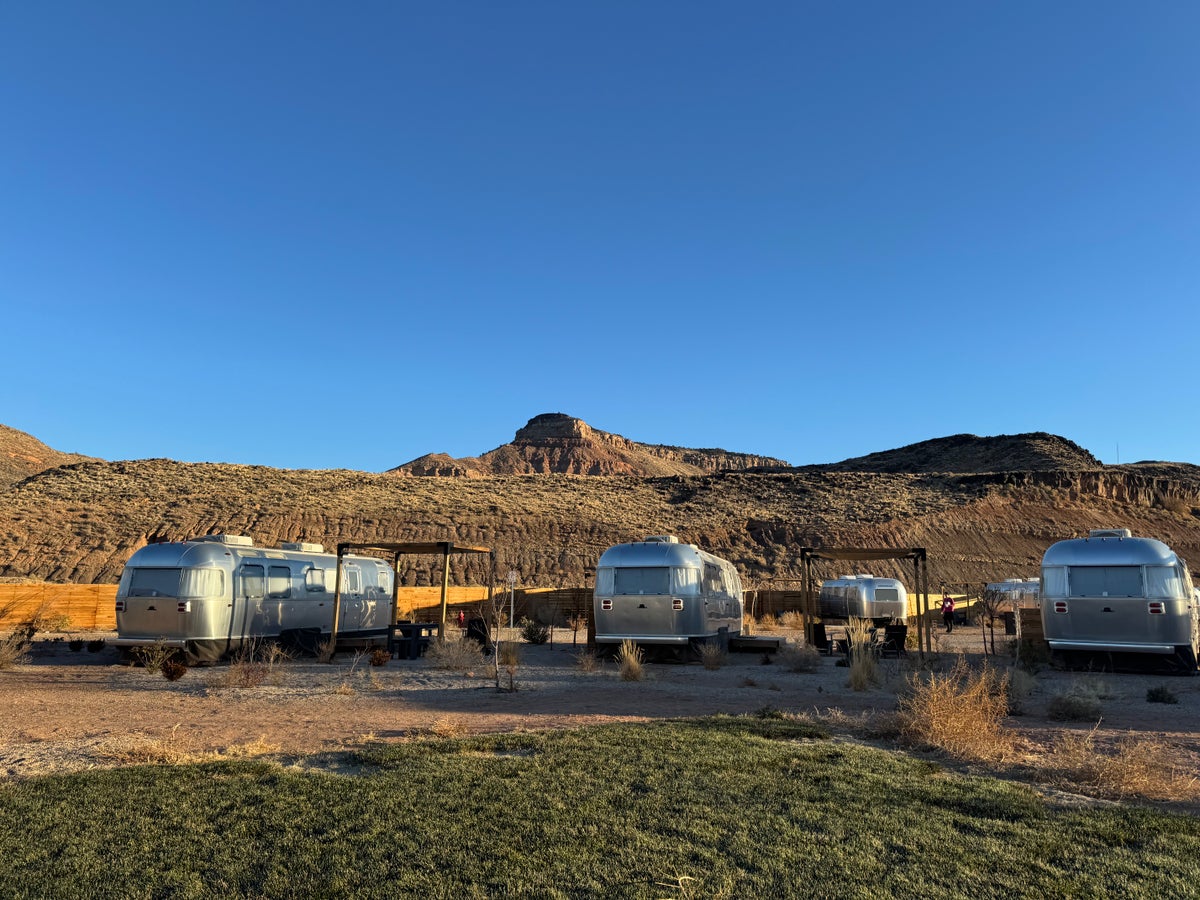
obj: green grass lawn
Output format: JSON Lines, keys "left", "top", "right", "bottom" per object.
{"left": 0, "top": 717, "right": 1197, "bottom": 898}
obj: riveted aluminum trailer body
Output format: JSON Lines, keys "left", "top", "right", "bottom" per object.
{"left": 113, "top": 535, "right": 394, "bottom": 663}
{"left": 817, "top": 575, "right": 908, "bottom": 624}
{"left": 1040, "top": 529, "right": 1198, "bottom": 669}
{"left": 593, "top": 537, "right": 743, "bottom": 648}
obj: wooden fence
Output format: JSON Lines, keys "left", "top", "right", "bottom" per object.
{"left": 0, "top": 584, "right": 119, "bottom": 631}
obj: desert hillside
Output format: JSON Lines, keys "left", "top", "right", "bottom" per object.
{"left": 0, "top": 425, "right": 95, "bottom": 487}
{"left": 0, "top": 418, "right": 1198, "bottom": 590}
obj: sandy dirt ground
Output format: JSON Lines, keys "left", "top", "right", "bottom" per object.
{"left": 2, "top": 625, "right": 1199, "bottom": 804}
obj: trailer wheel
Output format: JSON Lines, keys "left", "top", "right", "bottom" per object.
{"left": 1173, "top": 646, "right": 1199, "bottom": 675}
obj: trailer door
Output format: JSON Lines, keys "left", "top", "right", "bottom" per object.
{"left": 234, "top": 564, "right": 265, "bottom": 643}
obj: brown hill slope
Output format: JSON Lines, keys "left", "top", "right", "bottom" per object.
{"left": 821, "top": 432, "right": 1101, "bottom": 473}
{"left": 390, "top": 413, "right": 788, "bottom": 476}
{"left": 2, "top": 450, "right": 1199, "bottom": 588}
{"left": 0, "top": 425, "right": 95, "bottom": 487}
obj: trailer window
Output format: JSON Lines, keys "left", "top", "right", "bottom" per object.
{"left": 240, "top": 565, "right": 265, "bottom": 599}
{"left": 179, "top": 568, "right": 225, "bottom": 599}
{"left": 670, "top": 567, "right": 701, "bottom": 596}
{"left": 268, "top": 566, "right": 292, "bottom": 599}
{"left": 1068, "top": 566, "right": 1142, "bottom": 598}
{"left": 1042, "top": 567, "right": 1067, "bottom": 598}
{"left": 595, "top": 568, "right": 614, "bottom": 596}
{"left": 613, "top": 567, "right": 670, "bottom": 595}
{"left": 1146, "top": 565, "right": 1189, "bottom": 599}
{"left": 126, "top": 568, "right": 182, "bottom": 598}
{"left": 874, "top": 588, "right": 899, "bottom": 603}
{"left": 305, "top": 568, "right": 327, "bottom": 593}
{"left": 343, "top": 568, "right": 362, "bottom": 594}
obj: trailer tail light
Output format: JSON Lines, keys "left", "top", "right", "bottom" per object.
{"left": 177, "top": 601, "right": 191, "bottom": 613}
{"left": 1148, "top": 602, "right": 1166, "bottom": 615}
{"left": 601, "top": 599, "right": 612, "bottom": 611}
{"left": 1053, "top": 601, "right": 1068, "bottom": 614}
{"left": 115, "top": 600, "right": 125, "bottom": 613}
{"left": 672, "top": 598, "right": 684, "bottom": 610}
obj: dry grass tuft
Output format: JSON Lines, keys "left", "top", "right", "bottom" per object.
{"left": 1049, "top": 728, "right": 1200, "bottom": 802}
{"left": 846, "top": 619, "right": 879, "bottom": 691}
{"left": 0, "top": 632, "right": 32, "bottom": 669}
{"left": 741, "top": 614, "right": 755, "bottom": 635}
{"left": 98, "top": 728, "right": 280, "bottom": 767}
{"left": 776, "top": 641, "right": 822, "bottom": 673}
{"left": 779, "top": 611, "right": 805, "bottom": 630}
{"left": 574, "top": 649, "right": 599, "bottom": 672}
{"left": 617, "top": 639, "right": 644, "bottom": 681}
{"left": 425, "top": 636, "right": 483, "bottom": 671}
{"left": 754, "top": 615, "right": 779, "bottom": 633}
{"left": 427, "top": 717, "right": 465, "bottom": 738}
{"left": 697, "top": 642, "right": 726, "bottom": 671}
{"left": 898, "top": 657, "right": 1012, "bottom": 760}
{"left": 498, "top": 642, "right": 521, "bottom": 668}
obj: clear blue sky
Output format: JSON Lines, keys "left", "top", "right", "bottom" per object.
{"left": 2, "top": 2, "right": 1197, "bottom": 471}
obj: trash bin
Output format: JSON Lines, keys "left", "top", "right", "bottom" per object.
{"left": 465, "top": 617, "right": 492, "bottom": 653}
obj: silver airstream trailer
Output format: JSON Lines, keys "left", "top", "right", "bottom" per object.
{"left": 817, "top": 575, "right": 908, "bottom": 624}
{"left": 984, "top": 578, "right": 1041, "bottom": 610}
{"left": 113, "top": 534, "right": 395, "bottom": 663}
{"left": 1041, "top": 529, "right": 1198, "bottom": 670}
{"left": 593, "top": 536, "right": 743, "bottom": 657}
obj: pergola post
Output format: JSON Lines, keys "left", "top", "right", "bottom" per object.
{"left": 438, "top": 541, "right": 452, "bottom": 641}
{"left": 330, "top": 543, "right": 346, "bottom": 661}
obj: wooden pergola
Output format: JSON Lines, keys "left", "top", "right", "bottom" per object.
{"left": 799, "top": 547, "right": 932, "bottom": 657}
{"left": 332, "top": 541, "right": 494, "bottom": 652}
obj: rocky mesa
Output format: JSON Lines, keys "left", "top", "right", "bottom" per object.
{"left": 390, "top": 413, "right": 789, "bottom": 477}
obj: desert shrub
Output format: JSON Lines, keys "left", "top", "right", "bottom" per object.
{"left": 775, "top": 641, "right": 821, "bottom": 673}
{"left": 1012, "top": 637, "right": 1050, "bottom": 673}
{"left": 68, "top": 638, "right": 85, "bottom": 652}
{"left": 898, "top": 658, "right": 1011, "bottom": 760}
{"left": 1154, "top": 492, "right": 1191, "bottom": 516}
{"left": 133, "top": 640, "right": 176, "bottom": 675}
{"left": 0, "top": 632, "right": 32, "bottom": 669}
{"left": 1046, "top": 688, "right": 1103, "bottom": 722}
{"left": 369, "top": 647, "right": 390, "bottom": 667}
{"left": 161, "top": 659, "right": 188, "bottom": 682}
{"left": 1146, "top": 685, "right": 1179, "bottom": 705}
{"left": 754, "top": 615, "right": 779, "bottom": 633}
{"left": 617, "top": 639, "right": 644, "bottom": 681}
{"left": 425, "top": 637, "right": 482, "bottom": 671}
{"left": 86, "top": 639, "right": 106, "bottom": 653}
{"left": 574, "top": 649, "right": 599, "bottom": 672}
{"left": 846, "top": 619, "right": 879, "bottom": 691}
{"left": 697, "top": 642, "right": 726, "bottom": 671}
{"left": 1006, "top": 668, "right": 1037, "bottom": 714}
{"left": 211, "top": 640, "right": 288, "bottom": 689}
{"left": 519, "top": 617, "right": 550, "bottom": 645}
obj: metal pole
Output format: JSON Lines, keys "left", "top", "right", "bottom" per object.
{"left": 438, "top": 543, "right": 451, "bottom": 641}
{"left": 507, "top": 570, "right": 518, "bottom": 641}
{"left": 330, "top": 544, "right": 345, "bottom": 661}
{"left": 388, "top": 552, "right": 402, "bottom": 656}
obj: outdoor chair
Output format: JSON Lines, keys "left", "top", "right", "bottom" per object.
{"left": 811, "top": 623, "right": 833, "bottom": 655}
